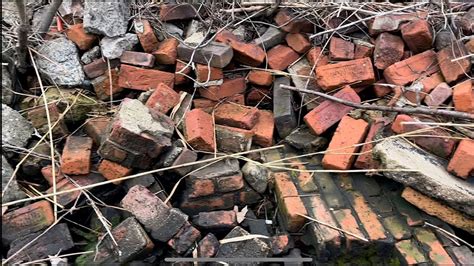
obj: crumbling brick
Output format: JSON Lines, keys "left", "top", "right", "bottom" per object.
{"left": 437, "top": 43, "right": 471, "bottom": 83}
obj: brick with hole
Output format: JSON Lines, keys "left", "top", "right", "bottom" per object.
{"left": 247, "top": 70, "right": 273, "bottom": 86}
{"left": 184, "top": 109, "right": 215, "bottom": 152}
{"left": 136, "top": 19, "right": 160, "bottom": 53}
{"left": 267, "top": 44, "right": 300, "bottom": 71}
{"left": 98, "top": 159, "right": 132, "bottom": 184}
{"left": 316, "top": 57, "right": 375, "bottom": 91}
{"left": 400, "top": 19, "right": 433, "bottom": 54}
{"left": 145, "top": 83, "right": 180, "bottom": 114}
{"left": 153, "top": 38, "right": 179, "bottom": 65}
{"left": 286, "top": 33, "right": 311, "bottom": 54}
{"left": 120, "top": 51, "right": 155, "bottom": 67}
{"left": 448, "top": 139, "right": 474, "bottom": 179}
{"left": 66, "top": 23, "right": 97, "bottom": 50}
{"left": 329, "top": 37, "right": 355, "bottom": 61}
{"left": 61, "top": 136, "right": 93, "bottom": 175}
{"left": 214, "top": 103, "right": 259, "bottom": 130}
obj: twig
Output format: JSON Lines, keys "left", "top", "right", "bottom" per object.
{"left": 280, "top": 84, "right": 474, "bottom": 120}
{"left": 38, "top": 0, "right": 63, "bottom": 37}
{"left": 15, "top": 0, "right": 29, "bottom": 73}
{"left": 424, "top": 221, "right": 474, "bottom": 249}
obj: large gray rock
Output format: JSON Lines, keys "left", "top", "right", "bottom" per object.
{"left": 36, "top": 38, "right": 85, "bottom": 86}
{"left": 2, "top": 65, "right": 14, "bottom": 105}
{"left": 83, "top": 0, "right": 130, "bottom": 37}
{"left": 373, "top": 138, "right": 474, "bottom": 216}
{"left": 2, "top": 156, "right": 27, "bottom": 203}
{"left": 100, "top": 33, "right": 139, "bottom": 59}
{"left": 1, "top": 0, "right": 43, "bottom": 26}
{"left": 242, "top": 162, "right": 268, "bottom": 193}
{"left": 2, "top": 104, "right": 34, "bottom": 150}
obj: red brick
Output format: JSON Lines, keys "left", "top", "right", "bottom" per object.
{"left": 197, "top": 233, "right": 219, "bottom": 258}
{"left": 452, "top": 80, "right": 474, "bottom": 113}
{"left": 180, "top": 193, "right": 234, "bottom": 214}
{"left": 216, "top": 174, "right": 245, "bottom": 193}
{"left": 216, "top": 125, "right": 253, "bottom": 153}
{"left": 216, "top": 30, "right": 265, "bottom": 67}
{"left": 306, "top": 47, "right": 329, "bottom": 67}
{"left": 159, "top": 4, "right": 197, "bottom": 21}
{"left": 2, "top": 200, "right": 55, "bottom": 244}
{"left": 199, "top": 77, "right": 246, "bottom": 101}
{"left": 189, "top": 178, "right": 215, "bottom": 198}
{"left": 194, "top": 210, "right": 237, "bottom": 229}
{"left": 354, "top": 42, "right": 374, "bottom": 59}
{"left": 84, "top": 117, "right": 111, "bottom": 145}
{"left": 267, "top": 45, "right": 300, "bottom": 71}
{"left": 333, "top": 209, "right": 365, "bottom": 250}
{"left": 184, "top": 109, "right": 215, "bottom": 152}
{"left": 307, "top": 195, "right": 341, "bottom": 250}
{"left": 27, "top": 103, "right": 69, "bottom": 138}
{"left": 251, "top": 110, "right": 274, "bottom": 147}
{"left": 136, "top": 20, "right": 160, "bottom": 53}
{"left": 374, "top": 32, "right": 404, "bottom": 70}
{"left": 354, "top": 119, "right": 385, "bottom": 169}
{"left": 274, "top": 9, "right": 313, "bottom": 33}
{"left": 66, "top": 23, "right": 97, "bottom": 50}
{"left": 373, "top": 79, "right": 392, "bottom": 97}
{"left": 423, "top": 82, "right": 452, "bottom": 107}
{"left": 351, "top": 192, "right": 387, "bottom": 241}
{"left": 195, "top": 64, "right": 223, "bottom": 82}
{"left": 153, "top": 38, "right": 179, "bottom": 65}
{"left": 466, "top": 38, "right": 474, "bottom": 54}
{"left": 316, "top": 57, "right": 375, "bottom": 91}
{"left": 118, "top": 64, "right": 175, "bottom": 91}
{"left": 413, "top": 228, "right": 455, "bottom": 265}
{"left": 437, "top": 44, "right": 471, "bottom": 83}
{"left": 175, "top": 60, "right": 192, "bottom": 85}
{"left": 145, "top": 83, "right": 180, "bottom": 114}
{"left": 247, "top": 70, "right": 273, "bottom": 86}
{"left": 92, "top": 69, "right": 122, "bottom": 101}
{"left": 322, "top": 116, "right": 369, "bottom": 170}
{"left": 404, "top": 72, "right": 444, "bottom": 103}
{"left": 285, "top": 33, "right": 311, "bottom": 54}
{"left": 274, "top": 172, "right": 307, "bottom": 232}
{"left": 448, "top": 139, "right": 474, "bottom": 179}
{"left": 383, "top": 50, "right": 439, "bottom": 86}
{"left": 61, "top": 136, "right": 93, "bottom": 175}
{"left": 304, "top": 86, "right": 361, "bottom": 135}
{"left": 329, "top": 37, "right": 355, "bottom": 61}
{"left": 98, "top": 159, "right": 132, "bottom": 184}
{"left": 41, "top": 165, "right": 65, "bottom": 186}
{"left": 214, "top": 103, "right": 259, "bottom": 130}
{"left": 120, "top": 51, "right": 155, "bottom": 67}
{"left": 84, "top": 58, "right": 106, "bottom": 79}
{"left": 246, "top": 87, "right": 271, "bottom": 106}
{"left": 401, "top": 19, "right": 433, "bottom": 53}
{"left": 46, "top": 174, "right": 103, "bottom": 206}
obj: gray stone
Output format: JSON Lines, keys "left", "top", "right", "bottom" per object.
{"left": 81, "top": 46, "right": 101, "bottom": 64}
{"left": 177, "top": 41, "right": 233, "bottom": 68}
{"left": 285, "top": 127, "right": 328, "bottom": 152}
{"left": 2, "top": 156, "right": 27, "bottom": 203}
{"left": 100, "top": 33, "right": 139, "bottom": 59}
{"left": 242, "top": 162, "right": 268, "bottom": 193}
{"left": 216, "top": 226, "right": 271, "bottom": 258}
{"left": 435, "top": 29, "right": 455, "bottom": 51}
{"left": 36, "top": 38, "right": 85, "bottom": 86}
{"left": 1, "top": 0, "right": 43, "bottom": 26}
{"left": 189, "top": 157, "right": 240, "bottom": 180}
{"left": 184, "top": 20, "right": 205, "bottom": 44}
{"left": 215, "top": 125, "right": 253, "bottom": 153}
{"left": 83, "top": 0, "right": 130, "bottom": 37}
{"left": 253, "top": 26, "right": 286, "bottom": 49}
{"left": 31, "top": 6, "right": 48, "bottom": 33}
{"left": 2, "top": 65, "right": 14, "bottom": 105}
{"left": 374, "top": 138, "right": 474, "bottom": 216}
{"left": 232, "top": 25, "right": 247, "bottom": 41}
{"left": 273, "top": 77, "right": 297, "bottom": 138}
{"left": 2, "top": 104, "right": 34, "bottom": 150}
{"left": 150, "top": 208, "right": 188, "bottom": 242}
{"left": 58, "top": 0, "right": 84, "bottom": 18}
{"left": 158, "top": 23, "right": 183, "bottom": 41}
{"left": 288, "top": 58, "right": 320, "bottom": 110}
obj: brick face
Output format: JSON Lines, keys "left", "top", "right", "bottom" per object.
{"left": 315, "top": 57, "right": 375, "bottom": 91}
{"left": 61, "top": 136, "right": 93, "bottom": 175}
{"left": 274, "top": 172, "right": 307, "bottom": 232}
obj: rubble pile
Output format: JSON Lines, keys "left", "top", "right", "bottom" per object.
{"left": 2, "top": 1, "right": 473, "bottom": 265}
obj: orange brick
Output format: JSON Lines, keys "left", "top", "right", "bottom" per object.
{"left": 390, "top": 114, "right": 415, "bottom": 134}
{"left": 195, "top": 64, "right": 223, "bottom": 82}
{"left": 66, "top": 23, "right": 97, "bottom": 50}
{"left": 199, "top": 77, "right": 247, "bottom": 101}
{"left": 145, "top": 83, "right": 180, "bottom": 114}
{"left": 448, "top": 139, "right": 474, "bottom": 179}
{"left": 175, "top": 60, "right": 192, "bottom": 85}
{"left": 285, "top": 33, "right": 311, "bottom": 54}
{"left": 251, "top": 110, "right": 274, "bottom": 147}
{"left": 373, "top": 79, "right": 392, "bottom": 98}
{"left": 307, "top": 195, "right": 341, "bottom": 250}
{"left": 400, "top": 19, "right": 433, "bottom": 53}
{"left": 41, "top": 165, "right": 65, "bottom": 186}
{"left": 267, "top": 45, "right": 300, "bottom": 71}
{"left": 466, "top": 38, "right": 474, "bottom": 54}
{"left": 383, "top": 50, "right": 439, "bottom": 86}
{"left": 452, "top": 80, "right": 474, "bottom": 113}
{"left": 329, "top": 37, "right": 355, "bottom": 61}
{"left": 437, "top": 44, "right": 471, "bottom": 83}
{"left": 316, "top": 57, "right": 375, "bottom": 91}
{"left": 322, "top": 116, "right": 369, "bottom": 170}
{"left": 413, "top": 228, "right": 455, "bottom": 265}
{"left": 98, "top": 159, "right": 132, "bottom": 184}
{"left": 136, "top": 20, "right": 160, "bottom": 53}
{"left": 351, "top": 192, "right": 387, "bottom": 241}
{"left": 184, "top": 109, "right": 215, "bottom": 152}
{"left": 61, "top": 136, "right": 93, "bottom": 175}
{"left": 354, "top": 119, "right": 384, "bottom": 169}
{"left": 153, "top": 38, "right": 179, "bottom": 65}
{"left": 118, "top": 64, "right": 175, "bottom": 91}
{"left": 274, "top": 172, "right": 307, "bottom": 232}
{"left": 333, "top": 209, "right": 365, "bottom": 250}
{"left": 306, "top": 47, "right": 329, "bottom": 67}
{"left": 404, "top": 72, "right": 444, "bottom": 103}
{"left": 215, "top": 30, "right": 265, "bottom": 67}
{"left": 247, "top": 70, "right": 273, "bottom": 86}
{"left": 92, "top": 69, "right": 122, "bottom": 101}
{"left": 214, "top": 103, "right": 259, "bottom": 130}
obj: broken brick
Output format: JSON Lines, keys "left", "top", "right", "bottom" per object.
{"left": 136, "top": 19, "right": 160, "bottom": 53}
{"left": 41, "top": 165, "right": 65, "bottom": 186}
{"left": 447, "top": 139, "right": 474, "bottom": 179}
{"left": 374, "top": 32, "right": 404, "bottom": 70}
{"left": 329, "top": 37, "right": 355, "bottom": 61}
{"left": 91, "top": 69, "right": 122, "bottom": 101}
{"left": 216, "top": 174, "right": 245, "bottom": 193}
{"left": 384, "top": 49, "right": 439, "bottom": 86}
{"left": 177, "top": 41, "right": 234, "bottom": 68}
{"left": 267, "top": 44, "right": 300, "bottom": 70}
{"left": 395, "top": 239, "right": 429, "bottom": 265}
{"left": 215, "top": 125, "right": 253, "bottom": 153}
{"left": 401, "top": 19, "right": 433, "bottom": 53}
{"left": 354, "top": 41, "right": 374, "bottom": 59}
{"left": 452, "top": 80, "right": 474, "bottom": 113}
{"left": 306, "top": 47, "right": 329, "bottom": 67}
{"left": 195, "top": 64, "right": 224, "bottom": 82}
{"left": 316, "top": 57, "right": 375, "bottom": 91}
{"left": 66, "top": 23, "right": 97, "bottom": 50}
{"left": 120, "top": 51, "right": 155, "bottom": 67}
{"left": 214, "top": 103, "right": 259, "bottom": 130}
{"left": 118, "top": 64, "right": 175, "bottom": 90}
{"left": 414, "top": 228, "right": 455, "bottom": 265}
{"left": 373, "top": 79, "right": 392, "bottom": 98}
{"left": 197, "top": 233, "right": 220, "bottom": 257}
{"left": 286, "top": 33, "right": 311, "bottom": 54}
{"left": 247, "top": 70, "right": 273, "bottom": 86}
{"left": 61, "top": 136, "right": 93, "bottom": 175}
{"left": 354, "top": 119, "right": 384, "bottom": 169}
{"left": 274, "top": 9, "right": 313, "bottom": 33}
{"left": 153, "top": 38, "right": 179, "bottom": 65}
{"left": 423, "top": 82, "right": 452, "bottom": 107}
{"left": 184, "top": 109, "right": 215, "bottom": 152}
{"left": 83, "top": 58, "right": 120, "bottom": 79}
{"left": 145, "top": 83, "right": 180, "bottom": 114}
{"left": 404, "top": 72, "right": 444, "bottom": 103}
{"left": 167, "top": 222, "right": 201, "bottom": 254}
{"left": 333, "top": 209, "right": 366, "bottom": 251}
{"left": 273, "top": 77, "right": 297, "bottom": 138}
{"left": 437, "top": 43, "right": 471, "bottom": 83}
{"left": 175, "top": 60, "right": 192, "bottom": 85}
{"left": 98, "top": 159, "right": 132, "bottom": 184}
{"left": 349, "top": 192, "right": 388, "bottom": 242}
{"left": 84, "top": 117, "right": 111, "bottom": 145}
{"left": 27, "top": 103, "right": 69, "bottom": 138}
{"left": 216, "top": 30, "right": 265, "bottom": 67}
{"left": 194, "top": 210, "right": 237, "bottom": 230}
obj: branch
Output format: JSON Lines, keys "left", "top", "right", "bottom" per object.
{"left": 38, "top": 0, "right": 63, "bottom": 37}
{"left": 280, "top": 84, "right": 474, "bottom": 121}
{"left": 15, "top": 0, "right": 29, "bottom": 73}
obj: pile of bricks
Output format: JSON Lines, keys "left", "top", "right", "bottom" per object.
{"left": 2, "top": 1, "right": 473, "bottom": 264}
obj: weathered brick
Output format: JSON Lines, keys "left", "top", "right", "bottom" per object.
{"left": 247, "top": 70, "right": 273, "bottom": 86}
{"left": 329, "top": 37, "right": 355, "bottom": 61}
{"left": 274, "top": 172, "right": 307, "bottom": 232}
{"left": 401, "top": 19, "right": 433, "bottom": 53}
{"left": 251, "top": 110, "right": 274, "bottom": 147}
{"left": 414, "top": 228, "right": 455, "bottom": 265}
{"left": 153, "top": 38, "right": 179, "bottom": 65}
{"left": 214, "top": 103, "right": 259, "bottom": 130}
{"left": 120, "top": 51, "right": 155, "bottom": 67}
{"left": 184, "top": 109, "right": 215, "bottom": 152}
{"left": 437, "top": 43, "right": 471, "bottom": 83}
{"left": 167, "top": 222, "right": 201, "bottom": 254}
{"left": 289, "top": 160, "right": 317, "bottom": 192}
{"left": 452, "top": 80, "right": 474, "bottom": 113}
{"left": 382, "top": 216, "right": 411, "bottom": 240}
{"left": 195, "top": 64, "right": 223, "bottom": 82}
{"left": 354, "top": 119, "right": 384, "bottom": 169}
{"left": 2, "top": 200, "right": 54, "bottom": 244}
{"left": 61, "top": 136, "right": 93, "bottom": 175}
{"left": 215, "top": 125, "right": 253, "bottom": 153}
{"left": 246, "top": 87, "right": 271, "bottom": 106}
{"left": 118, "top": 64, "right": 175, "bottom": 91}
{"left": 193, "top": 210, "right": 237, "bottom": 230}
{"left": 253, "top": 26, "right": 286, "bottom": 49}
{"left": 395, "top": 239, "right": 429, "bottom": 265}
{"left": 354, "top": 40, "right": 374, "bottom": 59}
{"left": 175, "top": 60, "right": 192, "bottom": 85}
{"left": 216, "top": 226, "right": 271, "bottom": 258}
{"left": 446, "top": 246, "right": 474, "bottom": 265}
{"left": 177, "top": 41, "right": 233, "bottom": 68}
{"left": 349, "top": 192, "right": 388, "bottom": 242}
{"left": 27, "top": 103, "right": 69, "bottom": 138}
{"left": 145, "top": 83, "right": 180, "bottom": 114}
{"left": 159, "top": 4, "right": 197, "bottom": 21}
{"left": 135, "top": 19, "right": 160, "bottom": 53}
{"left": 271, "top": 234, "right": 292, "bottom": 255}
{"left": 384, "top": 50, "right": 439, "bottom": 86}
{"left": 333, "top": 209, "right": 366, "bottom": 251}
{"left": 316, "top": 57, "right": 375, "bottom": 91}
{"left": 273, "top": 77, "right": 297, "bottom": 138}
{"left": 216, "top": 30, "right": 265, "bottom": 67}
{"left": 197, "top": 233, "right": 220, "bottom": 257}
{"left": 402, "top": 187, "right": 474, "bottom": 234}
{"left": 66, "top": 23, "right": 97, "bottom": 50}
{"left": 267, "top": 44, "right": 299, "bottom": 70}
{"left": 83, "top": 58, "right": 120, "bottom": 79}
{"left": 91, "top": 69, "right": 123, "bottom": 101}
{"left": 368, "top": 13, "right": 424, "bottom": 35}
{"left": 306, "top": 47, "right": 329, "bottom": 67}
{"left": 41, "top": 165, "right": 65, "bottom": 186}
{"left": 286, "top": 33, "right": 311, "bottom": 54}
{"left": 448, "top": 139, "right": 474, "bottom": 179}
{"left": 274, "top": 9, "right": 313, "bottom": 33}
{"left": 180, "top": 192, "right": 234, "bottom": 214}
{"left": 216, "top": 174, "right": 245, "bottom": 193}
{"left": 84, "top": 117, "right": 111, "bottom": 145}
{"left": 304, "top": 86, "right": 360, "bottom": 135}
{"left": 374, "top": 32, "right": 404, "bottom": 70}
{"left": 199, "top": 77, "right": 246, "bottom": 101}
{"left": 98, "top": 159, "right": 132, "bottom": 184}
{"left": 404, "top": 72, "right": 445, "bottom": 103}
{"left": 46, "top": 173, "right": 104, "bottom": 206}
{"left": 423, "top": 82, "right": 452, "bottom": 107}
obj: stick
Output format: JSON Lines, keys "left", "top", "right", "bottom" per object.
{"left": 280, "top": 84, "right": 474, "bottom": 120}
{"left": 38, "top": 0, "right": 63, "bottom": 37}
{"left": 15, "top": 0, "right": 29, "bottom": 73}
